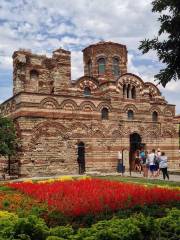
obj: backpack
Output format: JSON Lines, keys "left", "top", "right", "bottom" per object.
{"left": 154, "top": 155, "right": 159, "bottom": 165}
{"left": 140, "top": 152, "right": 146, "bottom": 164}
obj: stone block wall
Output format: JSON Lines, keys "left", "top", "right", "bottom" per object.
{"left": 12, "top": 48, "right": 71, "bottom": 96}
{"left": 13, "top": 115, "right": 179, "bottom": 177}
{"left": 0, "top": 41, "right": 179, "bottom": 177}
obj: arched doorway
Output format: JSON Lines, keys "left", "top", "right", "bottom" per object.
{"left": 77, "top": 142, "right": 85, "bottom": 174}
{"left": 129, "top": 133, "right": 142, "bottom": 170}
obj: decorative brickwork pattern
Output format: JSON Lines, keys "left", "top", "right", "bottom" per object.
{"left": 0, "top": 41, "right": 179, "bottom": 177}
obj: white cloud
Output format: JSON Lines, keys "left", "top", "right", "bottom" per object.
{"left": 163, "top": 81, "right": 180, "bottom": 92}
{"left": 49, "top": 23, "right": 74, "bottom": 35}
{"left": 71, "top": 50, "right": 83, "bottom": 80}
{"left": 0, "top": 56, "right": 12, "bottom": 70}
{"left": 0, "top": 0, "right": 179, "bottom": 114}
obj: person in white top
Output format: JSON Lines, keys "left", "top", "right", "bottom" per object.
{"left": 147, "top": 149, "right": 157, "bottom": 178}
{"left": 117, "top": 151, "right": 123, "bottom": 174}
{"left": 159, "top": 152, "right": 169, "bottom": 180}
{"left": 118, "top": 151, "right": 122, "bottom": 162}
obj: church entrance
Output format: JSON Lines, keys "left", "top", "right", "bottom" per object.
{"left": 77, "top": 142, "right": 85, "bottom": 174}
{"left": 129, "top": 133, "right": 142, "bottom": 171}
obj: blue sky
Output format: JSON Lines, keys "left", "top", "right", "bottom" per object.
{"left": 0, "top": 0, "right": 180, "bottom": 114}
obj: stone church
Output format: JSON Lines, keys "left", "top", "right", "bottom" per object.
{"left": 0, "top": 41, "right": 179, "bottom": 177}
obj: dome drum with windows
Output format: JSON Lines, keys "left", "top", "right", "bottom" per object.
{"left": 83, "top": 41, "right": 128, "bottom": 82}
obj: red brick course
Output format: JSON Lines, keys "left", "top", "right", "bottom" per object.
{"left": 0, "top": 41, "right": 179, "bottom": 176}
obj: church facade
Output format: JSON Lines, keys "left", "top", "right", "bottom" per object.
{"left": 0, "top": 41, "right": 179, "bottom": 177}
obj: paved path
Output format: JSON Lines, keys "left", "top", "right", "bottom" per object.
{"left": 4, "top": 170, "right": 180, "bottom": 183}
{"left": 118, "top": 171, "right": 180, "bottom": 182}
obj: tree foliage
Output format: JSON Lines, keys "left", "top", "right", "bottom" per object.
{"left": 139, "top": 0, "right": 180, "bottom": 87}
{"left": 0, "top": 115, "right": 18, "bottom": 174}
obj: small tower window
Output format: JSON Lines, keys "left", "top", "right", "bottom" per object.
{"left": 112, "top": 57, "right": 120, "bottom": 76}
{"left": 152, "top": 111, "right": 158, "bottom": 122}
{"left": 84, "top": 87, "right": 91, "bottom": 96}
{"left": 98, "top": 58, "right": 105, "bottom": 75}
{"left": 101, "top": 107, "right": 109, "bottom": 120}
{"left": 149, "top": 93, "right": 153, "bottom": 100}
{"left": 131, "top": 86, "right": 136, "bottom": 99}
{"left": 30, "top": 69, "right": 39, "bottom": 80}
{"left": 128, "top": 110, "right": 134, "bottom": 120}
{"left": 87, "top": 60, "right": 92, "bottom": 76}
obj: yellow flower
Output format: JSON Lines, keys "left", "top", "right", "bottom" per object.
{"left": 77, "top": 175, "right": 91, "bottom": 180}
{"left": 37, "top": 180, "right": 46, "bottom": 184}
{"left": 23, "top": 180, "right": 33, "bottom": 183}
{"left": 58, "top": 176, "right": 73, "bottom": 181}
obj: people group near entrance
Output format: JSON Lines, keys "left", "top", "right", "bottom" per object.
{"left": 133, "top": 148, "right": 169, "bottom": 180}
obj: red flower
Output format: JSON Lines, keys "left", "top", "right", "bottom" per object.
{"left": 8, "top": 179, "right": 180, "bottom": 217}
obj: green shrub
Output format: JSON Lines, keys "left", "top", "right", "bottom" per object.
{"left": 0, "top": 211, "right": 18, "bottom": 239}
{"left": 14, "top": 215, "right": 49, "bottom": 240}
{"left": 1, "top": 199, "right": 11, "bottom": 209}
{"left": 46, "top": 237, "right": 65, "bottom": 240}
{"left": 0, "top": 208, "right": 180, "bottom": 240}
{"left": 50, "top": 225, "right": 74, "bottom": 239}
{"left": 47, "top": 210, "right": 68, "bottom": 227}
{"left": 29, "top": 206, "right": 47, "bottom": 217}
{"left": 156, "top": 208, "right": 180, "bottom": 240}
{"left": 0, "top": 214, "right": 49, "bottom": 240}
{"left": 0, "top": 210, "right": 18, "bottom": 220}
{"left": 74, "top": 217, "right": 142, "bottom": 240}
{"left": 15, "top": 234, "right": 31, "bottom": 240}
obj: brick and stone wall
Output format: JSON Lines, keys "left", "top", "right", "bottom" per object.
{"left": 12, "top": 48, "right": 71, "bottom": 96}
{"left": 83, "top": 41, "right": 127, "bottom": 83}
{"left": 0, "top": 41, "right": 179, "bottom": 177}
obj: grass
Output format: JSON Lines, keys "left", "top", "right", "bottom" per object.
{"left": 97, "top": 175, "right": 180, "bottom": 188}
{"left": 0, "top": 185, "right": 13, "bottom": 192}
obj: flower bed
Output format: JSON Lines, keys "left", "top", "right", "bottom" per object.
{"left": 0, "top": 187, "right": 47, "bottom": 214}
{"left": 9, "top": 179, "right": 180, "bottom": 217}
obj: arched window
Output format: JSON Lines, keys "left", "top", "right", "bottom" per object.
{"left": 84, "top": 87, "right": 91, "bottom": 96}
{"left": 123, "top": 84, "right": 126, "bottom": 98}
{"left": 77, "top": 142, "right": 85, "bottom": 174}
{"left": 131, "top": 86, "right": 136, "bottom": 99}
{"left": 87, "top": 60, "right": 92, "bottom": 76}
{"left": 152, "top": 111, "right": 158, "bottom": 122}
{"left": 30, "top": 69, "right": 39, "bottom": 80}
{"left": 98, "top": 58, "right": 105, "bottom": 75}
{"left": 128, "top": 110, "right": 134, "bottom": 120}
{"left": 127, "top": 84, "right": 131, "bottom": 98}
{"left": 112, "top": 57, "right": 120, "bottom": 76}
{"left": 149, "top": 93, "right": 153, "bottom": 100}
{"left": 101, "top": 107, "right": 109, "bottom": 120}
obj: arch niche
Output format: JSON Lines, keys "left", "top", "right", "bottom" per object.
{"left": 77, "top": 142, "right": 85, "bottom": 174}
{"left": 129, "top": 133, "right": 142, "bottom": 171}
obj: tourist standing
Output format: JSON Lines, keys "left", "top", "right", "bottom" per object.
{"left": 155, "top": 148, "right": 161, "bottom": 177}
{"left": 140, "top": 149, "right": 147, "bottom": 177}
{"left": 145, "top": 151, "right": 149, "bottom": 177}
{"left": 117, "top": 151, "right": 123, "bottom": 174}
{"left": 117, "top": 151, "right": 122, "bottom": 163}
{"left": 135, "top": 150, "right": 141, "bottom": 173}
{"left": 147, "top": 149, "right": 157, "bottom": 178}
{"left": 159, "top": 152, "right": 169, "bottom": 180}
{"left": 142, "top": 150, "right": 149, "bottom": 178}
